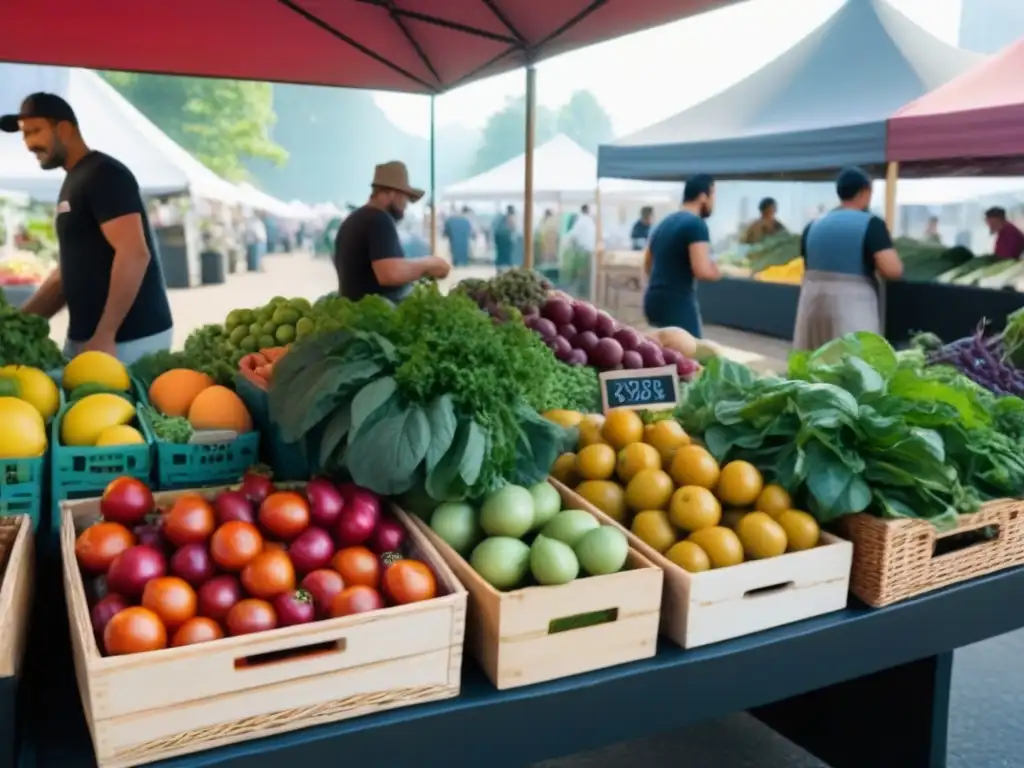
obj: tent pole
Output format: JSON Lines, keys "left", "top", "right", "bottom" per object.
{"left": 523, "top": 65, "right": 537, "bottom": 269}
{"left": 591, "top": 185, "right": 602, "bottom": 302}
{"left": 429, "top": 95, "right": 437, "bottom": 258}
{"left": 881, "top": 160, "right": 899, "bottom": 338}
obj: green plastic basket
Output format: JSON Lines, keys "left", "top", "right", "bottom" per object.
{"left": 141, "top": 407, "right": 261, "bottom": 490}
{"left": 235, "top": 374, "right": 309, "bottom": 482}
{"left": 0, "top": 382, "right": 65, "bottom": 530}
{"left": 50, "top": 389, "right": 154, "bottom": 531}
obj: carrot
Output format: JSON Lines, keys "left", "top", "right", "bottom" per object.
{"left": 239, "top": 354, "right": 259, "bottom": 372}
{"left": 254, "top": 364, "right": 273, "bottom": 381}
{"left": 262, "top": 347, "right": 288, "bottom": 364}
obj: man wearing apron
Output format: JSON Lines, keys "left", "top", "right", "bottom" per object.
{"left": 793, "top": 167, "right": 903, "bottom": 350}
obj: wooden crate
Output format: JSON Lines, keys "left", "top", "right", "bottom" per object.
{"left": 407, "top": 482, "right": 663, "bottom": 690}
{"left": 0, "top": 515, "right": 34, "bottom": 680}
{"left": 60, "top": 486, "right": 467, "bottom": 768}
{"left": 551, "top": 479, "right": 852, "bottom": 649}
{"left": 837, "top": 498, "right": 1024, "bottom": 608}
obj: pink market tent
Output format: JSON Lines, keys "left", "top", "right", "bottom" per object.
{"left": 0, "top": 0, "right": 738, "bottom": 92}
{"left": 887, "top": 37, "right": 1024, "bottom": 175}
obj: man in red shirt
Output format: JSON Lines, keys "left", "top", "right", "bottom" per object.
{"left": 985, "top": 207, "right": 1024, "bottom": 260}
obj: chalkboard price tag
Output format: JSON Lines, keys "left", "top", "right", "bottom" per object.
{"left": 599, "top": 365, "right": 679, "bottom": 413}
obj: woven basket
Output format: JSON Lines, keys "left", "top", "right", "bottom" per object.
{"left": 838, "top": 498, "right": 1024, "bottom": 607}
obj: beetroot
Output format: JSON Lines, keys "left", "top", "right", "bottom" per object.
{"left": 541, "top": 297, "right": 574, "bottom": 326}
{"left": 622, "top": 350, "right": 644, "bottom": 369}
{"left": 574, "top": 330, "right": 599, "bottom": 354}
{"left": 613, "top": 327, "right": 642, "bottom": 351}
{"left": 572, "top": 301, "right": 598, "bottom": 331}
{"left": 566, "top": 348, "right": 588, "bottom": 366}
{"left": 549, "top": 336, "right": 572, "bottom": 360}
{"left": 305, "top": 478, "right": 345, "bottom": 528}
{"left": 591, "top": 338, "right": 624, "bottom": 369}
{"left": 557, "top": 324, "right": 578, "bottom": 343}
{"left": 368, "top": 518, "right": 407, "bottom": 555}
{"left": 637, "top": 341, "right": 666, "bottom": 367}
{"left": 91, "top": 594, "right": 130, "bottom": 640}
{"left": 213, "top": 490, "right": 255, "bottom": 525}
{"left": 336, "top": 490, "right": 381, "bottom": 546}
{"left": 594, "top": 311, "right": 616, "bottom": 337}
{"left": 301, "top": 569, "right": 345, "bottom": 617}
{"left": 170, "top": 543, "right": 216, "bottom": 587}
{"left": 240, "top": 469, "right": 274, "bottom": 504}
{"left": 289, "top": 527, "right": 335, "bottom": 573}
{"left": 273, "top": 590, "right": 316, "bottom": 627}
{"left": 533, "top": 317, "right": 557, "bottom": 339}
{"left": 133, "top": 520, "right": 165, "bottom": 550}
{"left": 197, "top": 575, "right": 243, "bottom": 622}
{"left": 677, "top": 357, "right": 700, "bottom": 379}
{"left": 661, "top": 348, "right": 682, "bottom": 365}
{"left": 106, "top": 545, "right": 167, "bottom": 597}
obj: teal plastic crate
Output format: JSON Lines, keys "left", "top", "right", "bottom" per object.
{"left": 0, "top": 457, "right": 43, "bottom": 529}
{"left": 235, "top": 374, "right": 309, "bottom": 481}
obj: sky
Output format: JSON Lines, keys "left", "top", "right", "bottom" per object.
{"left": 373, "top": 0, "right": 963, "bottom": 139}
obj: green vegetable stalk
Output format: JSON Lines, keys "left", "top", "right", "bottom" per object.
{"left": 143, "top": 405, "right": 193, "bottom": 444}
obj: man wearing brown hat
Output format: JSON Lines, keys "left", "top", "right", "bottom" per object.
{"left": 1, "top": 92, "right": 173, "bottom": 363}
{"left": 334, "top": 161, "right": 450, "bottom": 302}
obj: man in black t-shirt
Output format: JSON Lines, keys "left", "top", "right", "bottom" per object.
{"left": 2, "top": 93, "right": 173, "bottom": 364}
{"left": 334, "top": 161, "right": 450, "bottom": 302}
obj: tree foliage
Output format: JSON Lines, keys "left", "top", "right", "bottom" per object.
{"left": 101, "top": 72, "right": 287, "bottom": 181}
{"left": 470, "top": 90, "right": 614, "bottom": 175}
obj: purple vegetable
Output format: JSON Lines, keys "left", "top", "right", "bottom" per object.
{"left": 594, "top": 311, "right": 617, "bottom": 338}
{"left": 533, "top": 317, "right": 557, "bottom": 339}
{"left": 557, "top": 324, "right": 578, "bottom": 343}
{"left": 622, "top": 350, "right": 643, "bottom": 369}
{"left": 572, "top": 302, "right": 598, "bottom": 331}
{"left": 661, "top": 348, "right": 682, "bottom": 365}
{"left": 637, "top": 341, "right": 666, "bottom": 367}
{"left": 591, "top": 338, "right": 624, "bottom": 369}
{"left": 541, "top": 297, "right": 575, "bottom": 326}
{"left": 550, "top": 336, "right": 573, "bottom": 360}
{"left": 566, "top": 348, "right": 588, "bottom": 366}
{"left": 677, "top": 357, "right": 699, "bottom": 378}
{"left": 574, "top": 330, "right": 599, "bottom": 354}
{"left": 612, "top": 327, "right": 642, "bottom": 351}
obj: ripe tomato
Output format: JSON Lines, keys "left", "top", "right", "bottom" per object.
{"left": 225, "top": 598, "right": 277, "bottom": 636}
{"left": 330, "top": 585, "right": 384, "bottom": 618}
{"left": 163, "top": 494, "right": 216, "bottom": 546}
{"left": 100, "top": 477, "right": 154, "bottom": 526}
{"left": 103, "top": 606, "right": 167, "bottom": 655}
{"left": 383, "top": 560, "right": 437, "bottom": 605}
{"left": 331, "top": 546, "right": 380, "bottom": 589}
{"left": 258, "top": 492, "right": 310, "bottom": 541}
{"left": 209, "top": 521, "right": 264, "bottom": 571}
{"left": 141, "top": 576, "right": 197, "bottom": 630}
{"left": 241, "top": 549, "right": 295, "bottom": 599}
{"left": 172, "top": 617, "right": 224, "bottom": 647}
{"left": 75, "top": 522, "right": 135, "bottom": 574}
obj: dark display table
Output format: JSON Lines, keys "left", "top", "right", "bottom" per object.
{"left": 21, "top": 519, "right": 1024, "bottom": 768}
{"left": 700, "top": 277, "right": 1024, "bottom": 345}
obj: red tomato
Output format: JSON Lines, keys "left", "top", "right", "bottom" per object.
{"left": 163, "top": 494, "right": 216, "bottom": 546}
{"left": 241, "top": 549, "right": 296, "bottom": 599}
{"left": 103, "top": 606, "right": 167, "bottom": 655}
{"left": 331, "top": 546, "right": 380, "bottom": 589}
{"left": 258, "top": 492, "right": 310, "bottom": 540}
{"left": 330, "top": 585, "right": 384, "bottom": 618}
{"left": 172, "top": 617, "right": 224, "bottom": 647}
{"left": 209, "top": 521, "right": 264, "bottom": 571}
{"left": 141, "top": 576, "right": 197, "bottom": 630}
{"left": 75, "top": 522, "right": 135, "bottom": 574}
{"left": 383, "top": 560, "right": 438, "bottom": 605}
{"left": 225, "top": 599, "right": 277, "bottom": 636}
{"left": 100, "top": 477, "right": 154, "bottom": 526}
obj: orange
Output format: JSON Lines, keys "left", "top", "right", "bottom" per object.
{"left": 625, "top": 468, "right": 674, "bottom": 512}
{"left": 669, "top": 445, "right": 720, "bottom": 489}
{"left": 601, "top": 409, "right": 644, "bottom": 451}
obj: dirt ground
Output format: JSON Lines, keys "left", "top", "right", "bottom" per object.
{"left": 46, "top": 252, "right": 791, "bottom": 369}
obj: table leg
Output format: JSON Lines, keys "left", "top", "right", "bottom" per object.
{"left": 752, "top": 652, "right": 953, "bottom": 768}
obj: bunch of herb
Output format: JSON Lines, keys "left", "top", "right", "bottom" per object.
{"left": 142, "top": 405, "right": 193, "bottom": 444}
{"left": 452, "top": 268, "right": 551, "bottom": 314}
{"left": 182, "top": 324, "right": 241, "bottom": 386}
{"left": 270, "top": 284, "right": 573, "bottom": 501}
{"left": 130, "top": 350, "right": 191, "bottom": 389}
{"left": 0, "top": 305, "right": 64, "bottom": 369}
{"left": 680, "top": 332, "right": 1024, "bottom": 531}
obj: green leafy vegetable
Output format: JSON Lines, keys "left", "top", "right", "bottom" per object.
{"left": 0, "top": 304, "right": 64, "bottom": 370}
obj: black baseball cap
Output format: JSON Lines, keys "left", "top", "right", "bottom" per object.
{"left": 0, "top": 93, "right": 78, "bottom": 133}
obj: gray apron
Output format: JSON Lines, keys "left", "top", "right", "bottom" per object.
{"left": 793, "top": 270, "right": 879, "bottom": 351}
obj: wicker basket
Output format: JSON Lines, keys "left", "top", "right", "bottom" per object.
{"left": 838, "top": 499, "right": 1024, "bottom": 607}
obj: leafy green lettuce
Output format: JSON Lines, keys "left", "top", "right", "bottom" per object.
{"left": 680, "top": 332, "right": 1024, "bottom": 530}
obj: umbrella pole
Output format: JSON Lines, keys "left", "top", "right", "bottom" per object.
{"left": 429, "top": 95, "right": 437, "bottom": 257}
{"left": 523, "top": 65, "right": 537, "bottom": 269}
{"left": 881, "top": 160, "right": 899, "bottom": 338}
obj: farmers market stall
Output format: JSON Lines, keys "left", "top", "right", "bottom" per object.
{"left": 5, "top": 267, "right": 1024, "bottom": 767}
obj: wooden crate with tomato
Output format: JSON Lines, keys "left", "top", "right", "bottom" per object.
{"left": 61, "top": 479, "right": 467, "bottom": 768}
{"left": 0, "top": 515, "right": 34, "bottom": 767}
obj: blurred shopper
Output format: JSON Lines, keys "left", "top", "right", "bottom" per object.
{"left": 334, "top": 161, "right": 449, "bottom": 302}
{"left": 741, "top": 197, "right": 787, "bottom": 244}
{"left": 985, "top": 207, "right": 1024, "bottom": 260}
{"left": 3, "top": 92, "right": 172, "bottom": 364}
{"left": 630, "top": 206, "right": 655, "bottom": 250}
{"left": 443, "top": 206, "right": 473, "bottom": 267}
{"left": 562, "top": 203, "right": 597, "bottom": 298}
{"left": 494, "top": 205, "right": 516, "bottom": 272}
{"left": 793, "top": 166, "right": 903, "bottom": 350}
{"left": 643, "top": 175, "right": 721, "bottom": 338}
{"left": 538, "top": 209, "right": 561, "bottom": 265}
{"left": 923, "top": 215, "right": 942, "bottom": 245}
{"left": 243, "top": 213, "right": 267, "bottom": 272}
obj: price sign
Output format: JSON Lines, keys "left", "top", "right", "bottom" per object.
{"left": 599, "top": 365, "right": 679, "bottom": 413}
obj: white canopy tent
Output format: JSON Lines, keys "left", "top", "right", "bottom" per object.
{"left": 443, "top": 134, "right": 680, "bottom": 204}
{"left": 0, "top": 63, "right": 243, "bottom": 203}
{"left": 235, "top": 182, "right": 296, "bottom": 218}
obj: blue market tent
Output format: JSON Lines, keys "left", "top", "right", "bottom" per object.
{"left": 597, "top": 0, "right": 983, "bottom": 181}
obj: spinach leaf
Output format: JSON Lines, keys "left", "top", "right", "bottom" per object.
{"left": 424, "top": 394, "right": 457, "bottom": 474}
{"left": 425, "top": 418, "right": 486, "bottom": 502}
{"left": 345, "top": 403, "right": 431, "bottom": 496}
{"left": 350, "top": 377, "right": 398, "bottom": 435}
{"left": 318, "top": 406, "right": 353, "bottom": 469}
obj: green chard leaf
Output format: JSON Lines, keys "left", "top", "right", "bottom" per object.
{"left": 350, "top": 376, "right": 398, "bottom": 435}
{"left": 425, "top": 418, "right": 486, "bottom": 502}
{"left": 424, "top": 394, "right": 458, "bottom": 474}
{"left": 318, "top": 405, "right": 353, "bottom": 468}
{"left": 345, "top": 403, "right": 432, "bottom": 496}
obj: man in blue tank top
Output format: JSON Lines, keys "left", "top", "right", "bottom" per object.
{"left": 793, "top": 167, "right": 903, "bottom": 349}
{"left": 643, "top": 175, "right": 721, "bottom": 338}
